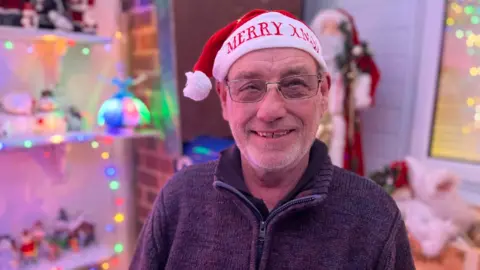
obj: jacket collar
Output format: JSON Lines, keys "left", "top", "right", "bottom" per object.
{"left": 214, "top": 140, "right": 334, "bottom": 201}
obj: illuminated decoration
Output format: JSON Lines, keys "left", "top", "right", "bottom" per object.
{"left": 90, "top": 135, "right": 126, "bottom": 266}
{"left": 430, "top": 0, "right": 480, "bottom": 162}
{"left": 97, "top": 65, "right": 152, "bottom": 134}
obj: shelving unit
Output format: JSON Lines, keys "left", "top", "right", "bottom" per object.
{"left": 0, "top": 7, "right": 147, "bottom": 269}
{"left": 23, "top": 245, "right": 114, "bottom": 270}
{"left": 0, "top": 26, "right": 111, "bottom": 44}
{"left": 0, "top": 130, "right": 161, "bottom": 151}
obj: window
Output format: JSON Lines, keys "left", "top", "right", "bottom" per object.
{"left": 429, "top": 0, "right": 480, "bottom": 163}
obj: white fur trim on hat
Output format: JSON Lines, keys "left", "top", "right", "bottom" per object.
{"left": 212, "top": 12, "right": 327, "bottom": 81}
{"left": 183, "top": 71, "right": 212, "bottom": 101}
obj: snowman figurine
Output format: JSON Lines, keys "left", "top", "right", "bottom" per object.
{"left": 0, "top": 235, "right": 19, "bottom": 270}
{"left": 0, "top": 92, "right": 36, "bottom": 138}
{"left": 21, "top": 2, "right": 39, "bottom": 29}
{"left": 34, "top": 89, "right": 67, "bottom": 135}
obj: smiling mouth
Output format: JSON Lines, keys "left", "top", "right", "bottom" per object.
{"left": 251, "top": 130, "right": 295, "bottom": 138}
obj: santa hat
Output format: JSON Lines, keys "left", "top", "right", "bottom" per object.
{"left": 183, "top": 9, "right": 328, "bottom": 101}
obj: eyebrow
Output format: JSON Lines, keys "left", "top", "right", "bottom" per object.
{"left": 280, "top": 66, "right": 313, "bottom": 77}
{"left": 227, "top": 65, "right": 315, "bottom": 81}
{"left": 228, "top": 71, "right": 263, "bottom": 81}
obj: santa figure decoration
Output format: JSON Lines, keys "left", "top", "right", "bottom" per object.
{"left": 310, "top": 9, "right": 380, "bottom": 176}
{"left": 67, "top": 0, "right": 97, "bottom": 34}
{"left": 19, "top": 230, "right": 36, "bottom": 265}
{"left": 0, "top": 0, "right": 25, "bottom": 26}
{"left": 20, "top": 2, "right": 39, "bottom": 28}
{"left": 29, "top": 0, "right": 74, "bottom": 31}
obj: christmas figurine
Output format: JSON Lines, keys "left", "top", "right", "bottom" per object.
{"left": 0, "top": 0, "right": 25, "bottom": 26}
{"left": 52, "top": 208, "right": 71, "bottom": 249}
{"left": 65, "top": 106, "right": 83, "bottom": 131}
{"left": 67, "top": 0, "right": 97, "bottom": 34}
{"left": 29, "top": 0, "right": 73, "bottom": 31}
{"left": 19, "top": 230, "right": 36, "bottom": 265}
{"left": 34, "top": 89, "right": 67, "bottom": 134}
{"left": 21, "top": 2, "right": 39, "bottom": 28}
{"left": 0, "top": 92, "right": 36, "bottom": 137}
{"left": 31, "top": 221, "right": 51, "bottom": 259}
{"left": 0, "top": 236, "right": 18, "bottom": 270}
{"left": 310, "top": 9, "right": 380, "bottom": 176}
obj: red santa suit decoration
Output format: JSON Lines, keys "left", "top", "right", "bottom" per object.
{"left": 310, "top": 9, "right": 380, "bottom": 176}
{"left": 0, "top": 0, "right": 24, "bottom": 26}
{"left": 67, "top": 0, "right": 97, "bottom": 33}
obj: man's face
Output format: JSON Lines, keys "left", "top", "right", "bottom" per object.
{"left": 217, "top": 48, "right": 329, "bottom": 171}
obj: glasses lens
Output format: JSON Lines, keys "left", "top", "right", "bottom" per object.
{"left": 228, "top": 75, "right": 320, "bottom": 103}
{"left": 278, "top": 75, "right": 319, "bottom": 99}
{"left": 228, "top": 79, "right": 266, "bottom": 102}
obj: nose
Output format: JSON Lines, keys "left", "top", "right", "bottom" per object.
{"left": 256, "top": 85, "right": 287, "bottom": 122}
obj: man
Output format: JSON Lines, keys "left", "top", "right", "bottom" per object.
{"left": 130, "top": 9, "right": 414, "bottom": 270}
{"left": 310, "top": 9, "right": 380, "bottom": 176}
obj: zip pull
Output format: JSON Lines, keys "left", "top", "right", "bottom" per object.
{"left": 259, "top": 221, "right": 266, "bottom": 241}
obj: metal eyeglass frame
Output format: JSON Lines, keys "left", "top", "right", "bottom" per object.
{"left": 225, "top": 74, "right": 325, "bottom": 103}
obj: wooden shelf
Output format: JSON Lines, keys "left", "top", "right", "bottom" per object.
{"left": 0, "top": 26, "right": 111, "bottom": 44}
{"left": 0, "top": 129, "right": 161, "bottom": 151}
{"left": 22, "top": 244, "right": 114, "bottom": 270}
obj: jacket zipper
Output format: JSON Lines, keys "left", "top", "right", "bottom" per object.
{"left": 214, "top": 180, "right": 321, "bottom": 269}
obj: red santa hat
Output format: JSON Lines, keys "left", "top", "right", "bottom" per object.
{"left": 183, "top": 9, "right": 328, "bottom": 101}
{"left": 310, "top": 8, "right": 381, "bottom": 106}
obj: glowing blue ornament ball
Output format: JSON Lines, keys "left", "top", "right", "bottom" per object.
{"left": 97, "top": 64, "right": 152, "bottom": 134}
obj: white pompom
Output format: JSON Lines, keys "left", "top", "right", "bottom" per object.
{"left": 352, "top": 45, "right": 363, "bottom": 56}
{"left": 183, "top": 71, "right": 212, "bottom": 101}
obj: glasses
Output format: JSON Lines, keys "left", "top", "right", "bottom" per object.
{"left": 226, "top": 74, "right": 323, "bottom": 103}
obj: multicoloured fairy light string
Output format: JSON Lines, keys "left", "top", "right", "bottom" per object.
{"left": 445, "top": 0, "right": 480, "bottom": 134}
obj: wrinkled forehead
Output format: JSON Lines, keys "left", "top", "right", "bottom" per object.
{"left": 227, "top": 48, "right": 319, "bottom": 80}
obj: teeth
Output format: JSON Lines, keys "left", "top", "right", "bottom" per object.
{"left": 256, "top": 131, "right": 290, "bottom": 138}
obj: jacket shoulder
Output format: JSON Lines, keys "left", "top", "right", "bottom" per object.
{"left": 329, "top": 166, "right": 400, "bottom": 219}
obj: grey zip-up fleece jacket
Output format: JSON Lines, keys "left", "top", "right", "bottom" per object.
{"left": 130, "top": 140, "right": 415, "bottom": 270}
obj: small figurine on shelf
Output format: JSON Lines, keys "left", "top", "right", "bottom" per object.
{"left": 19, "top": 230, "right": 36, "bottom": 265}
{"left": 31, "top": 221, "right": 52, "bottom": 259}
{"left": 0, "top": 235, "right": 19, "bottom": 270}
{"left": 30, "top": 0, "right": 73, "bottom": 31}
{"left": 97, "top": 63, "right": 153, "bottom": 134}
{"left": 0, "top": 0, "right": 25, "bottom": 26}
{"left": 67, "top": 0, "right": 97, "bottom": 34}
{"left": 34, "top": 89, "right": 67, "bottom": 135}
{"left": 0, "top": 92, "right": 36, "bottom": 138}
{"left": 70, "top": 219, "right": 95, "bottom": 248}
{"left": 65, "top": 106, "right": 83, "bottom": 131}
{"left": 21, "top": 2, "right": 39, "bottom": 28}
{"left": 52, "top": 209, "right": 70, "bottom": 250}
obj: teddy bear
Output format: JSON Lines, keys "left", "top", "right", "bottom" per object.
{"left": 369, "top": 157, "right": 480, "bottom": 258}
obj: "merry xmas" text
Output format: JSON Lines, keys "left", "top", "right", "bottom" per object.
{"left": 226, "top": 21, "right": 320, "bottom": 54}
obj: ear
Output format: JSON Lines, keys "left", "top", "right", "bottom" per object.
{"left": 215, "top": 81, "right": 229, "bottom": 121}
{"left": 319, "top": 73, "right": 331, "bottom": 113}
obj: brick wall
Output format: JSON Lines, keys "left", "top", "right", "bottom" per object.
{"left": 125, "top": 1, "right": 177, "bottom": 232}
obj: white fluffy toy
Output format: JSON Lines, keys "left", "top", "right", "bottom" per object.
{"left": 369, "top": 157, "right": 480, "bottom": 258}
{"left": 0, "top": 92, "right": 36, "bottom": 137}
